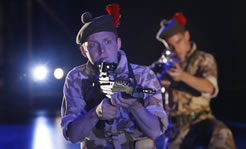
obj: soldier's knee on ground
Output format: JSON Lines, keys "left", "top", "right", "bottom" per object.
{"left": 209, "top": 120, "right": 236, "bottom": 149}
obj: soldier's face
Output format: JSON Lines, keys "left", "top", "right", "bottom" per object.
{"left": 82, "top": 32, "right": 121, "bottom": 65}
{"left": 166, "top": 31, "right": 191, "bottom": 60}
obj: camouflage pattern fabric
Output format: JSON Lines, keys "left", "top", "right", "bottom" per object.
{"left": 169, "top": 43, "right": 219, "bottom": 115}
{"left": 61, "top": 50, "right": 168, "bottom": 149}
{"left": 152, "top": 42, "right": 236, "bottom": 149}
{"left": 168, "top": 119, "right": 236, "bottom": 149}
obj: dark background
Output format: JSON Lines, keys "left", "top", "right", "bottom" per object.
{"left": 0, "top": 0, "right": 245, "bottom": 124}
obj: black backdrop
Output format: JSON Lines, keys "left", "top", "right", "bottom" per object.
{"left": 0, "top": 0, "right": 245, "bottom": 123}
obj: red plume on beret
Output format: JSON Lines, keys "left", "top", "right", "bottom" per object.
{"left": 173, "top": 12, "right": 187, "bottom": 27}
{"left": 105, "top": 3, "right": 121, "bottom": 28}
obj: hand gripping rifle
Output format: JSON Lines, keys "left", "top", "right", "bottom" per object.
{"left": 93, "top": 62, "right": 156, "bottom": 125}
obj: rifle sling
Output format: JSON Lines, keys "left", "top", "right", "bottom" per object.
{"left": 127, "top": 62, "right": 137, "bottom": 86}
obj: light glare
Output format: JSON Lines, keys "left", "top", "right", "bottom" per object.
{"left": 33, "top": 66, "right": 48, "bottom": 81}
{"left": 54, "top": 68, "right": 64, "bottom": 79}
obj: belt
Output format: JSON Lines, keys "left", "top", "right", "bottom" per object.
{"left": 170, "top": 111, "right": 210, "bottom": 127}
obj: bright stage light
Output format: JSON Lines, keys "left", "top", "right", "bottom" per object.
{"left": 53, "top": 68, "right": 64, "bottom": 79}
{"left": 33, "top": 65, "right": 48, "bottom": 81}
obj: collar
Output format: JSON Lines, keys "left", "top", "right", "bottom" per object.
{"left": 184, "top": 42, "right": 197, "bottom": 60}
{"left": 114, "top": 50, "right": 129, "bottom": 74}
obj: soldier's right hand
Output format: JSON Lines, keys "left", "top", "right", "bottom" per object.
{"left": 96, "top": 98, "right": 118, "bottom": 120}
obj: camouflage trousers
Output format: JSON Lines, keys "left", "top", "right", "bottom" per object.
{"left": 168, "top": 119, "right": 236, "bottom": 149}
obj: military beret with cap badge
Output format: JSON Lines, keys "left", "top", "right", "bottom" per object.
{"left": 156, "top": 12, "right": 187, "bottom": 41}
{"left": 76, "top": 3, "right": 121, "bottom": 45}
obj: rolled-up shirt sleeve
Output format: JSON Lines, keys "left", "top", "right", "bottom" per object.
{"left": 61, "top": 71, "right": 87, "bottom": 140}
{"left": 200, "top": 54, "right": 219, "bottom": 98}
{"left": 139, "top": 67, "right": 168, "bottom": 133}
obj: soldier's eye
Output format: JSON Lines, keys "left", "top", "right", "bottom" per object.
{"left": 88, "top": 42, "right": 98, "bottom": 50}
{"left": 105, "top": 39, "right": 112, "bottom": 44}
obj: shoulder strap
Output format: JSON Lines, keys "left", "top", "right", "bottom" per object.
{"left": 127, "top": 63, "right": 137, "bottom": 85}
{"left": 184, "top": 50, "right": 198, "bottom": 72}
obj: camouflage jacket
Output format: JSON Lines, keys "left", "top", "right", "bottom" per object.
{"left": 61, "top": 50, "right": 168, "bottom": 148}
{"left": 152, "top": 43, "right": 219, "bottom": 117}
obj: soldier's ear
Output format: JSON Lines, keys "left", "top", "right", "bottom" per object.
{"left": 80, "top": 46, "right": 87, "bottom": 58}
{"left": 184, "top": 30, "right": 190, "bottom": 41}
{"left": 117, "top": 37, "right": 121, "bottom": 50}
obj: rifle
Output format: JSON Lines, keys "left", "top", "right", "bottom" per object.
{"left": 95, "top": 62, "right": 156, "bottom": 101}
{"left": 93, "top": 62, "right": 156, "bottom": 125}
{"left": 152, "top": 48, "right": 178, "bottom": 81}
{"left": 151, "top": 39, "right": 178, "bottom": 113}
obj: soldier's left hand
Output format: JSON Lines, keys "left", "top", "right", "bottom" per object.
{"left": 168, "top": 63, "right": 185, "bottom": 82}
{"left": 111, "top": 93, "right": 142, "bottom": 110}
